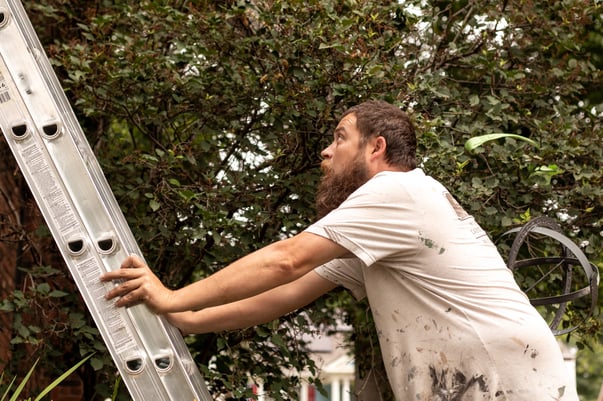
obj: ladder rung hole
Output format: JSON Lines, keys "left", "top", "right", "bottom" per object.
{"left": 11, "top": 124, "right": 28, "bottom": 138}
{"left": 155, "top": 357, "right": 171, "bottom": 370}
{"left": 0, "top": 12, "right": 7, "bottom": 29}
{"left": 42, "top": 123, "right": 60, "bottom": 138}
{"left": 67, "top": 239, "right": 85, "bottom": 254}
{"left": 126, "top": 358, "right": 143, "bottom": 373}
{"left": 97, "top": 238, "right": 114, "bottom": 253}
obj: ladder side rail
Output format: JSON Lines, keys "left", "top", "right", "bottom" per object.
{"left": 0, "top": 64, "right": 169, "bottom": 400}
{"left": 0, "top": 1, "right": 213, "bottom": 399}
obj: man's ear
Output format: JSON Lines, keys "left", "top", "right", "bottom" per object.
{"left": 370, "top": 136, "right": 387, "bottom": 158}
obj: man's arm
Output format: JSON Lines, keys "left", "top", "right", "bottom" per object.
{"left": 167, "top": 271, "right": 337, "bottom": 335}
{"left": 101, "top": 231, "right": 348, "bottom": 314}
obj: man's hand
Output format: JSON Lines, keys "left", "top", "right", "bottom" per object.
{"left": 101, "top": 255, "right": 175, "bottom": 314}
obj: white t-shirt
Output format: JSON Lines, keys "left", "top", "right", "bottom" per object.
{"left": 305, "top": 169, "right": 577, "bottom": 401}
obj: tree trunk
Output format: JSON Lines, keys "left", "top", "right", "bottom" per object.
{"left": 351, "top": 303, "right": 395, "bottom": 401}
{"left": 354, "top": 352, "right": 394, "bottom": 401}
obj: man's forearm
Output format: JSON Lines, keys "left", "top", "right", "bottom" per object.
{"left": 167, "top": 232, "right": 347, "bottom": 313}
{"left": 169, "top": 239, "right": 305, "bottom": 312}
{"left": 168, "top": 298, "right": 281, "bottom": 334}
{"left": 168, "top": 271, "right": 338, "bottom": 334}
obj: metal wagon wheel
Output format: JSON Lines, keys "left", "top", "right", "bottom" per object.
{"left": 499, "top": 216, "right": 599, "bottom": 335}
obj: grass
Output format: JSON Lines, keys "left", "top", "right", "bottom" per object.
{"left": 1, "top": 353, "right": 94, "bottom": 401}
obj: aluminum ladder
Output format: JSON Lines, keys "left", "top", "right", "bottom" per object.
{"left": 0, "top": 1, "right": 213, "bottom": 400}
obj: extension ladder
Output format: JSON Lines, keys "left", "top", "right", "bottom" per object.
{"left": 0, "top": 1, "right": 213, "bottom": 400}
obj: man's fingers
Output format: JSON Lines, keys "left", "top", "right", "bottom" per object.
{"left": 101, "top": 265, "right": 145, "bottom": 283}
{"left": 113, "top": 288, "right": 144, "bottom": 308}
{"left": 100, "top": 256, "right": 171, "bottom": 313}
{"left": 104, "top": 277, "right": 139, "bottom": 300}
{"left": 120, "top": 254, "right": 145, "bottom": 269}
{"left": 99, "top": 255, "right": 146, "bottom": 281}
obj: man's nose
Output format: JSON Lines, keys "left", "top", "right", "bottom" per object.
{"left": 321, "top": 143, "right": 334, "bottom": 159}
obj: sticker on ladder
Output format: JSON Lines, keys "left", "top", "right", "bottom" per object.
{"left": 76, "top": 256, "right": 139, "bottom": 354}
{"left": 20, "top": 141, "right": 80, "bottom": 237}
{"left": 0, "top": 72, "right": 10, "bottom": 104}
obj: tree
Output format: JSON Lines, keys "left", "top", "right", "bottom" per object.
{"left": 1, "top": 0, "right": 601, "bottom": 399}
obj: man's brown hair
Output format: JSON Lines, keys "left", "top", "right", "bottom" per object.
{"left": 342, "top": 100, "right": 417, "bottom": 170}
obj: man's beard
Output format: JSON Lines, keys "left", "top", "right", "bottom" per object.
{"left": 315, "top": 156, "right": 370, "bottom": 219}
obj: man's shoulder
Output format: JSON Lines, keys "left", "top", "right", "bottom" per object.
{"left": 360, "top": 168, "right": 439, "bottom": 194}
{"left": 371, "top": 168, "right": 428, "bottom": 182}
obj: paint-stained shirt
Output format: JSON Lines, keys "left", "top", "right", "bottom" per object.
{"left": 305, "top": 169, "right": 578, "bottom": 401}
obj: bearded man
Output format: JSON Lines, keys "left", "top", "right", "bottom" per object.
{"left": 102, "top": 100, "right": 578, "bottom": 401}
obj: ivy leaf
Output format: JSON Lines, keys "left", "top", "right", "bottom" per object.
{"left": 36, "top": 283, "right": 51, "bottom": 295}
{"left": 149, "top": 199, "right": 161, "bottom": 211}
{"left": 90, "top": 357, "right": 104, "bottom": 371}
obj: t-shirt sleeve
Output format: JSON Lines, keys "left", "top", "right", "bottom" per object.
{"left": 306, "top": 174, "right": 421, "bottom": 267}
{"left": 314, "top": 259, "right": 367, "bottom": 300}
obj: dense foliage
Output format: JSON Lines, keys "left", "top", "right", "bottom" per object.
{"left": 1, "top": 0, "right": 601, "bottom": 399}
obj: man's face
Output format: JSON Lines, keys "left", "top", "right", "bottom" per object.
{"left": 315, "top": 113, "right": 371, "bottom": 219}
{"left": 319, "top": 113, "right": 363, "bottom": 177}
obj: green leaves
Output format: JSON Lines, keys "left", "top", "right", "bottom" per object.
{"left": 464, "top": 133, "right": 539, "bottom": 153}
{"left": 5, "top": 0, "right": 601, "bottom": 399}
